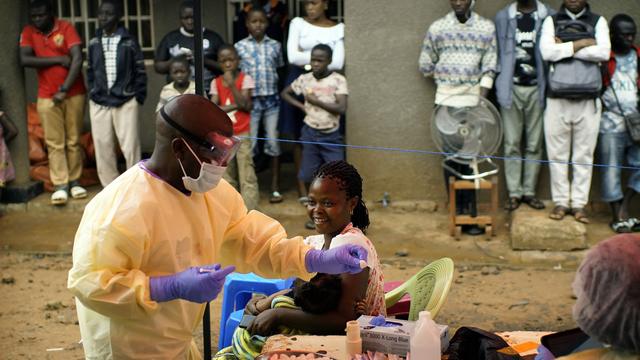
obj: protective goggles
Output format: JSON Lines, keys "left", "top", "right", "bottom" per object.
{"left": 160, "top": 107, "right": 241, "bottom": 165}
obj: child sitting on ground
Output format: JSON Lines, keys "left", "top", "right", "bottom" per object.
{"left": 210, "top": 45, "right": 260, "bottom": 210}
{"left": 215, "top": 160, "right": 385, "bottom": 359}
{"left": 155, "top": 56, "right": 196, "bottom": 112}
{"left": 281, "top": 44, "right": 349, "bottom": 229}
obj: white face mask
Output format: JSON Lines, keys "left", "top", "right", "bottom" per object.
{"left": 177, "top": 139, "right": 226, "bottom": 193}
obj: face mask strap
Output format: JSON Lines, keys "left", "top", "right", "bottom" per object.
{"left": 181, "top": 138, "right": 203, "bottom": 165}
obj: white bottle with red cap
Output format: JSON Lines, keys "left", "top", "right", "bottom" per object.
{"left": 409, "top": 311, "right": 440, "bottom": 360}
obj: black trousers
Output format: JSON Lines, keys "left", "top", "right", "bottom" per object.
{"left": 444, "top": 160, "right": 477, "bottom": 217}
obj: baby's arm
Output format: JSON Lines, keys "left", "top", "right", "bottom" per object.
{"left": 244, "top": 289, "right": 291, "bottom": 315}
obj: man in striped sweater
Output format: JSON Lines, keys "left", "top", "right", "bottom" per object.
{"left": 419, "top": 0, "right": 497, "bottom": 235}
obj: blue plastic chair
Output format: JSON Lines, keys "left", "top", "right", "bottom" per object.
{"left": 218, "top": 273, "right": 294, "bottom": 349}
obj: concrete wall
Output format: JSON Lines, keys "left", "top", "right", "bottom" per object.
{"left": 345, "top": 0, "right": 640, "bottom": 205}
{"left": 1, "top": 0, "right": 30, "bottom": 184}
{"left": 22, "top": 0, "right": 229, "bottom": 154}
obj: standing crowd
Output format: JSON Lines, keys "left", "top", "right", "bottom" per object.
{"left": 1, "top": 0, "right": 637, "bottom": 234}
{"left": 420, "top": 0, "right": 640, "bottom": 235}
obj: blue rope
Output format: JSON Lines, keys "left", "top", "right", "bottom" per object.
{"left": 240, "top": 136, "right": 640, "bottom": 171}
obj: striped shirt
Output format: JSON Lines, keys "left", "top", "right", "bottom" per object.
{"left": 101, "top": 33, "right": 121, "bottom": 89}
{"left": 235, "top": 35, "right": 284, "bottom": 97}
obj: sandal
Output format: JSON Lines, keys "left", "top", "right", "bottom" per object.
{"left": 269, "top": 191, "right": 283, "bottom": 204}
{"left": 549, "top": 205, "right": 569, "bottom": 220}
{"left": 51, "top": 189, "right": 68, "bottom": 206}
{"left": 610, "top": 220, "right": 632, "bottom": 233}
{"left": 572, "top": 208, "right": 590, "bottom": 224}
{"left": 521, "top": 196, "right": 545, "bottom": 210}
{"left": 628, "top": 218, "right": 640, "bottom": 232}
{"left": 298, "top": 196, "right": 309, "bottom": 206}
{"left": 504, "top": 197, "right": 521, "bottom": 211}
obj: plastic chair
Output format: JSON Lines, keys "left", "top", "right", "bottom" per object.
{"left": 384, "top": 257, "right": 455, "bottom": 320}
{"left": 218, "top": 273, "right": 294, "bottom": 349}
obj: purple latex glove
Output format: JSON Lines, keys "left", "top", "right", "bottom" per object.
{"left": 149, "top": 264, "right": 235, "bottom": 303}
{"left": 305, "top": 244, "right": 368, "bottom": 274}
{"left": 535, "top": 344, "right": 556, "bottom": 360}
{"left": 369, "top": 315, "right": 387, "bottom": 326}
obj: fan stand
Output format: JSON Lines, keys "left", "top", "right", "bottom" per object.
{"left": 448, "top": 174, "right": 498, "bottom": 240}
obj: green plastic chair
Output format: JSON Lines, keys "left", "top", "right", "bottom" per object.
{"left": 384, "top": 257, "right": 455, "bottom": 320}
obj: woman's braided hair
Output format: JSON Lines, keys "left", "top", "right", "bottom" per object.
{"left": 313, "top": 160, "right": 370, "bottom": 232}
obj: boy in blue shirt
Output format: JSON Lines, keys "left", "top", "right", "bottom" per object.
{"left": 235, "top": 8, "right": 285, "bottom": 203}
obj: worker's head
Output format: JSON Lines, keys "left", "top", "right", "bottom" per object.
{"left": 449, "top": 0, "right": 474, "bottom": 19}
{"left": 572, "top": 234, "right": 640, "bottom": 352}
{"left": 610, "top": 14, "right": 637, "bottom": 54}
{"left": 179, "top": 0, "right": 195, "bottom": 34}
{"left": 29, "top": 0, "right": 54, "bottom": 33}
{"left": 307, "top": 161, "right": 370, "bottom": 238}
{"left": 157, "top": 94, "right": 238, "bottom": 192}
{"left": 563, "top": 0, "right": 587, "bottom": 15}
{"left": 218, "top": 45, "right": 240, "bottom": 74}
{"left": 169, "top": 56, "right": 191, "bottom": 87}
{"left": 98, "top": 0, "right": 122, "bottom": 34}
{"left": 246, "top": 8, "right": 268, "bottom": 40}
{"left": 293, "top": 274, "right": 342, "bottom": 314}
{"left": 303, "top": 0, "right": 329, "bottom": 22}
{"left": 310, "top": 44, "right": 332, "bottom": 79}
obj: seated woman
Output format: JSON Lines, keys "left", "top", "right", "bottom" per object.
{"left": 537, "top": 234, "right": 640, "bottom": 360}
{"left": 216, "top": 160, "right": 385, "bottom": 358}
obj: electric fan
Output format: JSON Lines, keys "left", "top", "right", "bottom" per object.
{"left": 431, "top": 96, "right": 502, "bottom": 180}
{"left": 431, "top": 95, "right": 503, "bottom": 238}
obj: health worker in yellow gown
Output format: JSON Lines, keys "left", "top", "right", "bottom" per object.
{"left": 67, "top": 94, "right": 367, "bottom": 359}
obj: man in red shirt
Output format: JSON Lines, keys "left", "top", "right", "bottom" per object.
{"left": 20, "top": 0, "right": 87, "bottom": 205}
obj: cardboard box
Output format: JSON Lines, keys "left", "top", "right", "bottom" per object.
{"left": 356, "top": 316, "right": 449, "bottom": 356}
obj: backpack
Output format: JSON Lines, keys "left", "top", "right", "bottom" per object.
{"left": 547, "top": 17, "right": 603, "bottom": 99}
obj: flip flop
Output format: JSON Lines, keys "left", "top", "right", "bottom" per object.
{"left": 549, "top": 205, "right": 569, "bottom": 220}
{"left": 572, "top": 208, "right": 590, "bottom": 224}
{"left": 269, "top": 191, "right": 283, "bottom": 204}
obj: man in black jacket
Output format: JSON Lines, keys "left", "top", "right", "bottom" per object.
{"left": 87, "top": 0, "right": 147, "bottom": 187}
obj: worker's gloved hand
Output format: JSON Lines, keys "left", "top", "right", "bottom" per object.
{"left": 149, "top": 264, "right": 236, "bottom": 303}
{"left": 305, "top": 244, "right": 368, "bottom": 274}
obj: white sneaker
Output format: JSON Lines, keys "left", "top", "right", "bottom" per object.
{"left": 51, "top": 189, "right": 68, "bottom": 205}
{"left": 70, "top": 185, "right": 87, "bottom": 199}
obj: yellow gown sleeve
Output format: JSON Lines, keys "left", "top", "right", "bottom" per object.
{"left": 218, "top": 190, "right": 314, "bottom": 281}
{"left": 68, "top": 218, "right": 158, "bottom": 320}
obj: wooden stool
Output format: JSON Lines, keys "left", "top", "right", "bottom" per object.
{"left": 448, "top": 176, "right": 498, "bottom": 239}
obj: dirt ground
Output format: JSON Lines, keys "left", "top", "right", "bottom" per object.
{"left": 0, "top": 251, "right": 578, "bottom": 360}
{"left": 0, "top": 165, "right": 605, "bottom": 359}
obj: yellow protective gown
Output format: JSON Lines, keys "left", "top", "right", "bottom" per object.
{"left": 67, "top": 164, "right": 313, "bottom": 359}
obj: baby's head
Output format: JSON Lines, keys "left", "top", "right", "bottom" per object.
{"left": 293, "top": 273, "right": 342, "bottom": 314}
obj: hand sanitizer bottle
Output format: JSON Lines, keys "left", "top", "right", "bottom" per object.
{"left": 409, "top": 311, "right": 440, "bottom": 360}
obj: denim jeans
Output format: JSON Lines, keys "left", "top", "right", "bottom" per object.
{"left": 298, "top": 125, "right": 344, "bottom": 182}
{"left": 597, "top": 131, "right": 640, "bottom": 202}
{"left": 250, "top": 95, "right": 281, "bottom": 157}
